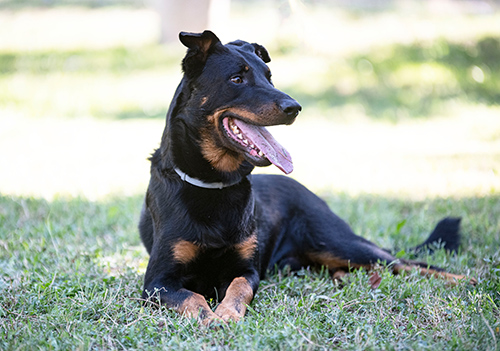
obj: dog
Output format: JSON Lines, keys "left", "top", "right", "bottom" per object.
{"left": 139, "top": 30, "right": 476, "bottom": 326}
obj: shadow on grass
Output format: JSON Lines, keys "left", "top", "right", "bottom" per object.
{"left": 1, "top": 191, "right": 498, "bottom": 265}
{"left": 1, "top": 192, "right": 498, "bottom": 349}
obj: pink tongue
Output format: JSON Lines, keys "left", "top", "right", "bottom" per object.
{"left": 233, "top": 119, "right": 293, "bottom": 174}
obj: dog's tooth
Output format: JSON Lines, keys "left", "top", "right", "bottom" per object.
{"left": 242, "top": 139, "right": 249, "bottom": 145}
{"left": 258, "top": 150, "right": 264, "bottom": 157}
{"left": 229, "top": 121, "right": 239, "bottom": 132}
{"left": 237, "top": 133, "right": 243, "bottom": 140}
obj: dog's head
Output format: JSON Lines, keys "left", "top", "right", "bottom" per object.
{"left": 169, "top": 30, "right": 301, "bottom": 175}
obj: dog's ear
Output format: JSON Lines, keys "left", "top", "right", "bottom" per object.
{"left": 251, "top": 43, "right": 271, "bottom": 63}
{"left": 179, "top": 30, "right": 221, "bottom": 77}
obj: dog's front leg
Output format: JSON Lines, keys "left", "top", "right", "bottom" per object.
{"left": 142, "top": 250, "right": 222, "bottom": 326}
{"left": 143, "top": 285, "right": 222, "bottom": 326}
{"left": 214, "top": 274, "right": 258, "bottom": 322}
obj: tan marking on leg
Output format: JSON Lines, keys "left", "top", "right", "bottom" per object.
{"left": 332, "top": 270, "right": 348, "bottom": 280}
{"left": 235, "top": 234, "right": 257, "bottom": 261}
{"left": 172, "top": 240, "right": 199, "bottom": 264}
{"left": 178, "top": 292, "right": 221, "bottom": 326}
{"left": 214, "top": 277, "right": 254, "bottom": 322}
{"left": 393, "top": 264, "right": 477, "bottom": 285}
{"left": 306, "top": 252, "right": 365, "bottom": 270}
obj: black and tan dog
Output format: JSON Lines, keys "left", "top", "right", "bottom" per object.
{"left": 139, "top": 30, "right": 475, "bottom": 326}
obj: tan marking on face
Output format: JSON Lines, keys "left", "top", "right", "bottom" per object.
{"left": 214, "top": 277, "right": 254, "bottom": 322}
{"left": 199, "top": 109, "right": 245, "bottom": 172}
{"left": 172, "top": 240, "right": 199, "bottom": 264}
{"left": 200, "top": 129, "right": 245, "bottom": 172}
{"left": 200, "top": 96, "right": 208, "bottom": 106}
{"left": 235, "top": 234, "right": 258, "bottom": 261}
{"left": 223, "top": 107, "right": 265, "bottom": 124}
{"left": 198, "top": 105, "right": 279, "bottom": 172}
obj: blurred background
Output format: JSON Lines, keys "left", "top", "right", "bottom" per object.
{"left": 0, "top": 0, "right": 499, "bottom": 200}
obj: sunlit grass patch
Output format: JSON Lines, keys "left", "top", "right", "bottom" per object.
{"left": 282, "top": 36, "right": 500, "bottom": 120}
{"left": 0, "top": 70, "right": 177, "bottom": 119}
{"left": 0, "top": 45, "right": 183, "bottom": 119}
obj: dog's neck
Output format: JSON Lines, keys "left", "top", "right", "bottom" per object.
{"left": 159, "top": 79, "right": 255, "bottom": 187}
{"left": 173, "top": 167, "right": 243, "bottom": 189}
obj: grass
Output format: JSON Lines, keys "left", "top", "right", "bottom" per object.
{"left": 2, "top": 37, "right": 499, "bottom": 120}
{"left": 1, "top": 2, "right": 500, "bottom": 350}
{"left": 1, "top": 194, "right": 499, "bottom": 350}
{"left": 286, "top": 37, "right": 500, "bottom": 120}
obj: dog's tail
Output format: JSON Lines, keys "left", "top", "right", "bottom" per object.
{"left": 392, "top": 217, "right": 476, "bottom": 285}
{"left": 413, "top": 217, "right": 461, "bottom": 254}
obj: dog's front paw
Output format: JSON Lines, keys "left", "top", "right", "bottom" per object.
{"left": 214, "top": 303, "right": 243, "bottom": 323}
{"left": 201, "top": 315, "right": 226, "bottom": 329}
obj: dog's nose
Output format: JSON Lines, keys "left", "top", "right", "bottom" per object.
{"left": 279, "top": 100, "right": 302, "bottom": 119}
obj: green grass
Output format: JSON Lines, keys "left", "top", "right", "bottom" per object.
{"left": 284, "top": 36, "right": 500, "bottom": 120}
{"left": 1, "top": 194, "right": 499, "bottom": 350}
{"left": 1, "top": 3, "right": 500, "bottom": 349}
{"left": 0, "top": 46, "right": 181, "bottom": 75}
{"left": 0, "top": 45, "right": 183, "bottom": 119}
{"left": 1, "top": 35, "right": 499, "bottom": 121}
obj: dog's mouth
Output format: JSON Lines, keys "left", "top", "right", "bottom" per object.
{"left": 222, "top": 117, "right": 293, "bottom": 174}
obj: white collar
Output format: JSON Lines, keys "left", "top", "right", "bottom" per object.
{"left": 174, "top": 167, "right": 242, "bottom": 189}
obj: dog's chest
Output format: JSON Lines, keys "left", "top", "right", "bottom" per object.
{"left": 178, "top": 242, "right": 256, "bottom": 299}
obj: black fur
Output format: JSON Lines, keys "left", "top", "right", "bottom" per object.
{"left": 139, "top": 31, "right": 471, "bottom": 325}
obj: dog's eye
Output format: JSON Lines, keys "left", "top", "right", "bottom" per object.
{"left": 230, "top": 76, "right": 244, "bottom": 84}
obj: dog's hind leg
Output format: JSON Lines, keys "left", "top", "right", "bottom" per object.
{"left": 256, "top": 176, "right": 476, "bottom": 285}
{"left": 393, "top": 261, "right": 477, "bottom": 285}
{"left": 306, "top": 214, "right": 476, "bottom": 285}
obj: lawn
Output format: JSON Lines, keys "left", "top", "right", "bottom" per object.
{"left": 1, "top": 194, "right": 499, "bottom": 350}
{"left": 1, "top": 1, "right": 499, "bottom": 350}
